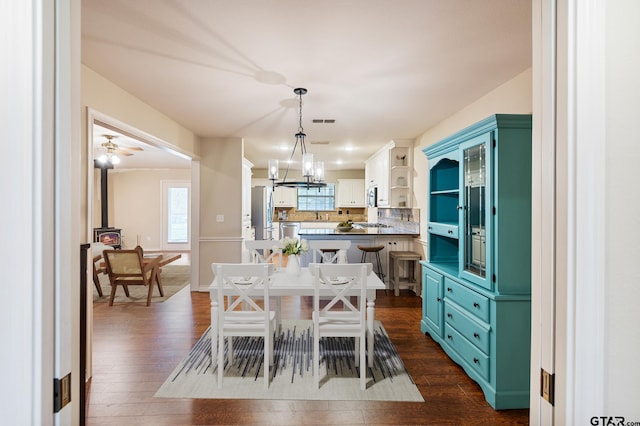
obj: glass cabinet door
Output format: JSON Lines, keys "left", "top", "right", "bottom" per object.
{"left": 460, "top": 134, "right": 491, "bottom": 288}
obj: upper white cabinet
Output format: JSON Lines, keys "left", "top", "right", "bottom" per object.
{"left": 242, "top": 159, "right": 253, "bottom": 222}
{"left": 376, "top": 150, "right": 390, "bottom": 206}
{"left": 389, "top": 145, "right": 411, "bottom": 208}
{"left": 273, "top": 186, "right": 297, "bottom": 207}
{"left": 366, "top": 140, "right": 413, "bottom": 208}
{"left": 336, "top": 179, "right": 366, "bottom": 207}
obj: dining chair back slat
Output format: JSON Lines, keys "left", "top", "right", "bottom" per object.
{"left": 309, "top": 240, "right": 351, "bottom": 263}
{"left": 310, "top": 262, "right": 369, "bottom": 390}
{"left": 245, "top": 240, "right": 284, "bottom": 266}
{"left": 212, "top": 263, "right": 275, "bottom": 389}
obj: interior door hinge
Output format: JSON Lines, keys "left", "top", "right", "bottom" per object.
{"left": 540, "top": 368, "right": 555, "bottom": 406}
{"left": 53, "top": 373, "right": 72, "bottom": 413}
{"left": 492, "top": 274, "right": 496, "bottom": 283}
{"left": 492, "top": 139, "right": 496, "bottom": 148}
{"left": 492, "top": 206, "right": 496, "bottom": 215}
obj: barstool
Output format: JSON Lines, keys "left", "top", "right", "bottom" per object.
{"left": 389, "top": 251, "right": 422, "bottom": 296}
{"left": 357, "top": 245, "right": 385, "bottom": 281}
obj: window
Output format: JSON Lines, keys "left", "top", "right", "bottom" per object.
{"left": 167, "top": 187, "right": 189, "bottom": 243}
{"left": 161, "top": 180, "right": 191, "bottom": 250}
{"left": 297, "top": 184, "right": 335, "bottom": 211}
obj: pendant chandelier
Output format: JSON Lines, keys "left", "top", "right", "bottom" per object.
{"left": 269, "top": 87, "right": 326, "bottom": 188}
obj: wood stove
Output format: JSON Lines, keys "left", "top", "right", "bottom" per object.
{"left": 94, "top": 161, "right": 122, "bottom": 249}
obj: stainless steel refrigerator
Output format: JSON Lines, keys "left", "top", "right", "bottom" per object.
{"left": 251, "top": 186, "right": 274, "bottom": 240}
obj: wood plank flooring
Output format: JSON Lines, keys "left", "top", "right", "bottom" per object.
{"left": 88, "top": 287, "right": 529, "bottom": 425}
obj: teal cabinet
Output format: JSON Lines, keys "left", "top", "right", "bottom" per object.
{"left": 422, "top": 267, "right": 443, "bottom": 337}
{"left": 421, "top": 114, "right": 532, "bottom": 409}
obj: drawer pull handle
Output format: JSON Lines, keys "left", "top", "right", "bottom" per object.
{"left": 473, "top": 302, "right": 480, "bottom": 308}
{"left": 473, "top": 358, "right": 479, "bottom": 364}
{"left": 447, "top": 313, "right": 452, "bottom": 318}
{"left": 447, "top": 287, "right": 452, "bottom": 292}
{"left": 447, "top": 230, "right": 452, "bottom": 234}
{"left": 447, "top": 335, "right": 452, "bottom": 340}
{"left": 473, "top": 333, "right": 479, "bottom": 339}
{"left": 436, "top": 297, "right": 442, "bottom": 302}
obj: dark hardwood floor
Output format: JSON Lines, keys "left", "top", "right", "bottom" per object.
{"left": 87, "top": 287, "right": 529, "bottom": 425}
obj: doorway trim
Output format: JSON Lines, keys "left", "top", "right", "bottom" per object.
{"left": 85, "top": 108, "right": 200, "bottom": 381}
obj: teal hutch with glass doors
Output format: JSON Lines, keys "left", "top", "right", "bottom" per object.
{"left": 421, "top": 114, "right": 532, "bottom": 409}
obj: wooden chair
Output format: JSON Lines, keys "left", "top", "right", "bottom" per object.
{"left": 309, "top": 240, "right": 351, "bottom": 263}
{"left": 310, "top": 262, "right": 369, "bottom": 390}
{"left": 102, "top": 249, "right": 163, "bottom": 306}
{"left": 213, "top": 263, "right": 275, "bottom": 389}
{"left": 92, "top": 254, "right": 105, "bottom": 297}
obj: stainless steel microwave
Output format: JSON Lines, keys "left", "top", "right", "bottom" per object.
{"left": 367, "top": 186, "right": 377, "bottom": 207}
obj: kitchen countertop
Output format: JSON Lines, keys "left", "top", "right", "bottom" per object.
{"left": 297, "top": 227, "right": 418, "bottom": 236}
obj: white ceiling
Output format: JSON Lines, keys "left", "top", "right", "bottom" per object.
{"left": 82, "top": 0, "right": 532, "bottom": 171}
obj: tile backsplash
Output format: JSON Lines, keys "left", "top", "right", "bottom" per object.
{"left": 274, "top": 207, "right": 367, "bottom": 223}
{"left": 378, "top": 208, "right": 420, "bottom": 233}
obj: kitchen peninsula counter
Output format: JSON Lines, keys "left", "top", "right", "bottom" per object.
{"left": 294, "top": 226, "right": 419, "bottom": 275}
{"left": 297, "top": 227, "right": 418, "bottom": 237}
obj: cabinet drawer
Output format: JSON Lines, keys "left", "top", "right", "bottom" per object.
{"left": 444, "top": 278, "right": 489, "bottom": 322}
{"left": 444, "top": 324, "right": 489, "bottom": 381}
{"left": 444, "top": 300, "right": 490, "bottom": 354}
{"left": 427, "top": 222, "right": 459, "bottom": 239}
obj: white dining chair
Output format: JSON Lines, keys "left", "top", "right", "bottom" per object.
{"left": 213, "top": 263, "right": 275, "bottom": 389}
{"left": 310, "top": 262, "right": 368, "bottom": 390}
{"left": 309, "top": 239, "right": 351, "bottom": 264}
{"left": 245, "top": 239, "right": 284, "bottom": 266}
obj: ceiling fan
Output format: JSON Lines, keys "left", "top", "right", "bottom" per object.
{"left": 96, "top": 135, "right": 143, "bottom": 165}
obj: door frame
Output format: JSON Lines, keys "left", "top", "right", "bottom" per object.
{"left": 531, "top": 0, "right": 606, "bottom": 423}
{"left": 85, "top": 108, "right": 198, "bottom": 379}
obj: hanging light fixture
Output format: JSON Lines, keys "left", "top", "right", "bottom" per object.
{"left": 270, "top": 87, "right": 326, "bottom": 188}
{"left": 96, "top": 151, "right": 120, "bottom": 165}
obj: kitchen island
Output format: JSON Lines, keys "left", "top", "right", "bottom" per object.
{"left": 295, "top": 226, "right": 419, "bottom": 286}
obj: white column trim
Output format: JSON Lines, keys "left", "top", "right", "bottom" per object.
{"left": 565, "top": 0, "right": 606, "bottom": 423}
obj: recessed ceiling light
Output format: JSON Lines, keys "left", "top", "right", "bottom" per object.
{"left": 336, "top": 160, "right": 343, "bottom": 165}
{"left": 345, "top": 146, "right": 354, "bottom": 151}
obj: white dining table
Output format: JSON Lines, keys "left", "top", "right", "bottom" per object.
{"left": 209, "top": 266, "right": 386, "bottom": 367}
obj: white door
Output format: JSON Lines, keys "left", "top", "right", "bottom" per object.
{"left": 161, "top": 180, "right": 191, "bottom": 251}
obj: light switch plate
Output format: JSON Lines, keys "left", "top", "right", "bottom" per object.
{"left": 216, "top": 214, "right": 224, "bottom": 222}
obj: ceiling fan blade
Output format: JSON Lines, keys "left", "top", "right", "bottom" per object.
{"left": 118, "top": 146, "right": 144, "bottom": 151}
{"left": 115, "top": 150, "right": 134, "bottom": 156}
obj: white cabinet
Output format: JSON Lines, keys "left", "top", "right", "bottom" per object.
{"left": 389, "top": 145, "right": 412, "bottom": 208}
{"left": 337, "top": 179, "right": 365, "bottom": 207}
{"left": 366, "top": 140, "right": 413, "bottom": 208}
{"left": 365, "top": 158, "right": 374, "bottom": 188}
{"left": 375, "top": 151, "right": 390, "bottom": 206}
{"left": 273, "top": 186, "right": 297, "bottom": 207}
{"left": 242, "top": 159, "right": 253, "bottom": 223}
{"left": 242, "top": 159, "right": 254, "bottom": 262}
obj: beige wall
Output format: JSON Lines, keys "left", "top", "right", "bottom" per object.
{"left": 198, "top": 137, "right": 244, "bottom": 287}
{"left": 94, "top": 169, "right": 191, "bottom": 250}
{"left": 81, "top": 65, "right": 200, "bottom": 243}
{"left": 412, "top": 68, "right": 533, "bottom": 259}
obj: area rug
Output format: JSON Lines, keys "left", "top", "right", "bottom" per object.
{"left": 155, "top": 320, "right": 424, "bottom": 402}
{"left": 93, "top": 264, "right": 190, "bottom": 303}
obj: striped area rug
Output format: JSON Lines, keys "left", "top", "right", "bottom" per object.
{"left": 155, "top": 320, "right": 424, "bottom": 402}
